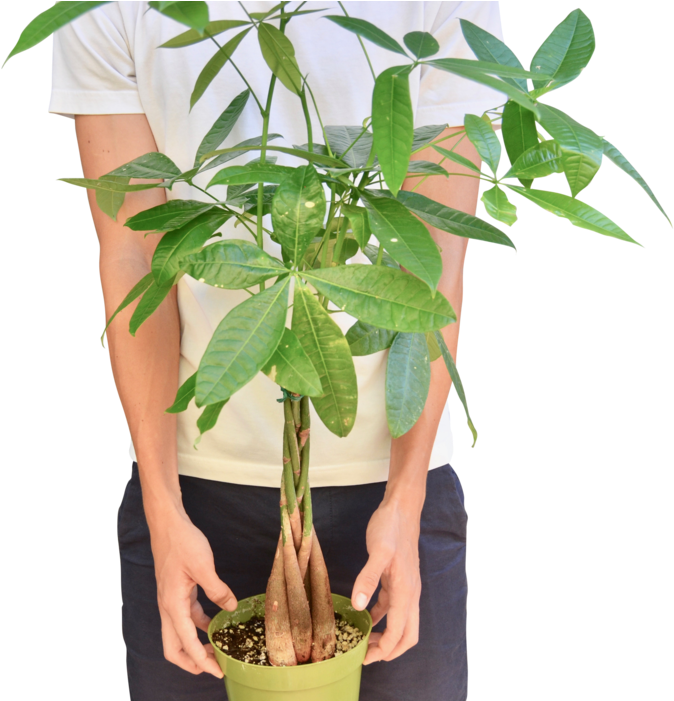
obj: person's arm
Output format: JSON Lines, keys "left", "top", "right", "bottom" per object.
{"left": 75, "top": 114, "right": 236, "bottom": 678}
{"left": 351, "top": 127, "right": 480, "bottom": 664}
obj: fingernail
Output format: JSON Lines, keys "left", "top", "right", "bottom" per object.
{"left": 354, "top": 593, "right": 368, "bottom": 610}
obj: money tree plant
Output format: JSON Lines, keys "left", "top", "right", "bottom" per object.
{"left": 6, "top": 1, "right": 668, "bottom": 667}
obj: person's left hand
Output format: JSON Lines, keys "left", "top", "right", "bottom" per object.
{"left": 351, "top": 499, "right": 422, "bottom": 664}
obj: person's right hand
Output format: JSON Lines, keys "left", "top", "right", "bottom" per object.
{"left": 149, "top": 509, "right": 238, "bottom": 677}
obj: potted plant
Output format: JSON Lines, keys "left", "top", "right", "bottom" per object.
{"left": 5, "top": 2, "right": 669, "bottom": 700}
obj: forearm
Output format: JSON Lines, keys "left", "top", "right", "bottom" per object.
{"left": 385, "top": 126, "right": 478, "bottom": 514}
{"left": 75, "top": 114, "right": 185, "bottom": 524}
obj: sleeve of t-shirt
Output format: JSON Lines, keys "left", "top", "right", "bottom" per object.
{"left": 49, "top": 3, "right": 144, "bottom": 118}
{"left": 417, "top": 1, "right": 505, "bottom": 128}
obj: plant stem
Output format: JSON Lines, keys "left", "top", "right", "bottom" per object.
{"left": 299, "top": 90, "right": 313, "bottom": 153}
{"left": 207, "top": 34, "right": 264, "bottom": 112}
{"left": 284, "top": 399, "right": 302, "bottom": 487}
{"left": 338, "top": 1, "right": 375, "bottom": 81}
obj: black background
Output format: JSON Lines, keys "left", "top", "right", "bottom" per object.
{"left": 0, "top": 3, "right": 660, "bottom": 600}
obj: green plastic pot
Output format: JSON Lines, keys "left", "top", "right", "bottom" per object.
{"left": 208, "top": 593, "right": 372, "bottom": 701}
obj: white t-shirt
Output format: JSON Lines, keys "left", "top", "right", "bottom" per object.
{"left": 50, "top": 1, "right": 503, "bottom": 487}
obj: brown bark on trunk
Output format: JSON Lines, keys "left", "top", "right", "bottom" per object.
{"left": 309, "top": 530, "right": 337, "bottom": 662}
{"left": 265, "top": 536, "right": 297, "bottom": 667}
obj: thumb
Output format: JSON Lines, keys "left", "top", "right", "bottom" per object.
{"left": 352, "top": 551, "right": 389, "bottom": 611}
{"left": 198, "top": 567, "right": 238, "bottom": 612}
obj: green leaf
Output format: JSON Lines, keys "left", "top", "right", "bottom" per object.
{"left": 101, "top": 272, "right": 153, "bottom": 344}
{"left": 152, "top": 210, "right": 229, "bottom": 284}
{"left": 504, "top": 140, "right": 563, "bottom": 180}
{"left": 346, "top": 320, "right": 397, "bottom": 356}
{"left": 363, "top": 243, "right": 400, "bottom": 269}
{"left": 396, "top": 190, "right": 515, "bottom": 248}
{"left": 602, "top": 139, "right": 671, "bottom": 225}
{"left": 125, "top": 200, "right": 215, "bottom": 232}
{"left": 159, "top": 20, "right": 248, "bottom": 48}
{"left": 303, "top": 236, "right": 358, "bottom": 269}
{"left": 302, "top": 265, "right": 455, "bottom": 332}
{"left": 406, "top": 160, "right": 448, "bottom": 176}
{"left": 95, "top": 175, "right": 128, "bottom": 221}
{"left": 248, "top": 3, "right": 283, "bottom": 21}
{"left": 386, "top": 332, "right": 431, "bottom": 438}
{"left": 148, "top": 1, "right": 209, "bottom": 33}
{"left": 341, "top": 203, "right": 371, "bottom": 249}
{"left": 129, "top": 276, "right": 175, "bottom": 337}
{"left": 200, "top": 143, "right": 344, "bottom": 170}
{"left": 502, "top": 100, "right": 539, "bottom": 187}
{"left": 435, "top": 332, "right": 477, "bottom": 446}
{"left": 291, "top": 282, "right": 358, "bottom": 437}
{"left": 403, "top": 31, "right": 439, "bottom": 59}
{"left": 257, "top": 23, "right": 303, "bottom": 95}
{"left": 432, "top": 144, "right": 482, "bottom": 174}
{"left": 198, "top": 133, "right": 283, "bottom": 172}
{"left": 506, "top": 186, "right": 639, "bottom": 244}
{"left": 411, "top": 124, "right": 447, "bottom": 153}
{"left": 207, "top": 162, "right": 294, "bottom": 188}
{"left": 425, "top": 59, "right": 541, "bottom": 118}
{"left": 536, "top": 104, "right": 602, "bottom": 196}
{"left": 182, "top": 239, "right": 286, "bottom": 289}
{"left": 107, "top": 152, "right": 181, "bottom": 180}
{"left": 60, "top": 178, "right": 160, "bottom": 193}
{"left": 427, "top": 58, "right": 547, "bottom": 80}
{"left": 481, "top": 186, "right": 517, "bottom": 226}
{"left": 4, "top": 1, "right": 109, "bottom": 64}
{"left": 166, "top": 373, "right": 196, "bottom": 413}
{"left": 361, "top": 192, "right": 442, "bottom": 290}
{"left": 196, "top": 278, "right": 290, "bottom": 405}
{"left": 271, "top": 165, "right": 326, "bottom": 266}
{"left": 262, "top": 328, "right": 323, "bottom": 397}
{"left": 194, "top": 400, "right": 228, "bottom": 447}
{"left": 464, "top": 114, "right": 500, "bottom": 174}
{"left": 530, "top": 9, "right": 595, "bottom": 92}
{"left": 372, "top": 66, "right": 414, "bottom": 196}
{"left": 324, "top": 126, "right": 373, "bottom": 169}
{"left": 324, "top": 15, "right": 408, "bottom": 56}
{"left": 193, "top": 90, "right": 249, "bottom": 167}
{"left": 459, "top": 19, "right": 527, "bottom": 91}
{"left": 190, "top": 28, "right": 251, "bottom": 109}
{"left": 425, "top": 331, "right": 442, "bottom": 362}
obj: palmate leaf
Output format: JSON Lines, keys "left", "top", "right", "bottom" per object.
{"left": 346, "top": 320, "right": 398, "bottom": 356}
{"left": 129, "top": 276, "right": 176, "bottom": 337}
{"left": 160, "top": 20, "right": 248, "bottom": 48}
{"left": 530, "top": 9, "right": 595, "bottom": 93}
{"left": 506, "top": 186, "right": 639, "bottom": 244}
{"left": 406, "top": 160, "right": 448, "bottom": 176}
{"left": 292, "top": 283, "right": 358, "bottom": 438}
{"left": 194, "top": 400, "right": 228, "bottom": 447}
{"left": 200, "top": 143, "right": 345, "bottom": 169}
{"left": 324, "top": 15, "right": 408, "bottom": 56}
{"left": 460, "top": 19, "right": 527, "bottom": 91}
{"left": 403, "top": 31, "right": 439, "bottom": 59}
{"left": 262, "top": 327, "right": 323, "bottom": 397}
{"left": 271, "top": 165, "right": 326, "bottom": 266}
{"left": 258, "top": 23, "right": 303, "bottom": 95}
{"left": 193, "top": 90, "right": 250, "bottom": 167}
{"left": 396, "top": 190, "right": 516, "bottom": 248}
{"left": 481, "top": 186, "right": 517, "bottom": 226}
{"left": 432, "top": 144, "right": 482, "bottom": 174}
{"left": 125, "top": 200, "right": 215, "bottom": 232}
{"left": 148, "top": 1, "right": 209, "bottom": 33}
{"left": 207, "top": 162, "right": 294, "bottom": 188}
{"left": 95, "top": 175, "right": 128, "bottom": 220}
{"left": 4, "top": 1, "right": 109, "bottom": 64}
{"left": 502, "top": 100, "right": 539, "bottom": 187}
{"left": 411, "top": 124, "right": 447, "bottom": 153}
{"left": 107, "top": 152, "right": 182, "bottom": 180}
{"left": 537, "top": 104, "right": 602, "bottom": 197}
{"left": 386, "top": 332, "right": 431, "bottom": 438}
{"left": 182, "top": 239, "right": 286, "bottom": 289}
{"left": 302, "top": 265, "right": 455, "bottom": 332}
{"left": 196, "top": 278, "right": 290, "bottom": 405}
{"left": 101, "top": 272, "right": 153, "bottom": 345}
{"left": 60, "top": 178, "right": 160, "bottom": 193}
{"left": 435, "top": 332, "right": 477, "bottom": 446}
{"left": 372, "top": 66, "right": 414, "bottom": 196}
{"left": 199, "top": 134, "right": 284, "bottom": 172}
{"left": 503, "top": 140, "right": 563, "bottom": 180}
{"left": 341, "top": 203, "right": 372, "bottom": 249}
{"left": 166, "top": 373, "right": 196, "bottom": 413}
{"left": 361, "top": 191, "right": 442, "bottom": 290}
{"left": 191, "top": 28, "right": 251, "bottom": 109}
{"left": 602, "top": 140, "right": 671, "bottom": 224}
{"left": 464, "top": 114, "right": 500, "bottom": 174}
{"left": 151, "top": 210, "right": 229, "bottom": 285}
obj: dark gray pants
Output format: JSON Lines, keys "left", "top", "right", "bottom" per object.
{"left": 119, "top": 463, "right": 468, "bottom": 700}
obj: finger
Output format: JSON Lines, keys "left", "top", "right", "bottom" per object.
{"left": 369, "top": 586, "right": 390, "bottom": 627}
{"left": 160, "top": 610, "right": 202, "bottom": 675}
{"left": 170, "top": 598, "right": 224, "bottom": 678}
{"left": 352, "top": 551, "right": 391, "bottom": 611}
{"left": 198, "top": 566, "right": 238, "bottom": 612}
{"left": 383, "top": 594, "right": 420, "bottom": 661}
{"left": 363, "top": 596, "right": 410, "bottom": 665}
{"left": 190, "top": 597, "right": 213, "bottom": 634}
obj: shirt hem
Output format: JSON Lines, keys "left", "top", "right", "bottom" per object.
{"left": 49, "top": 89, "right": 145, "bottom": 118}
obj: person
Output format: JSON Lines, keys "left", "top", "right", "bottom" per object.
{"left": 50, "top": 2, "right": 504, "bottom": 699}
